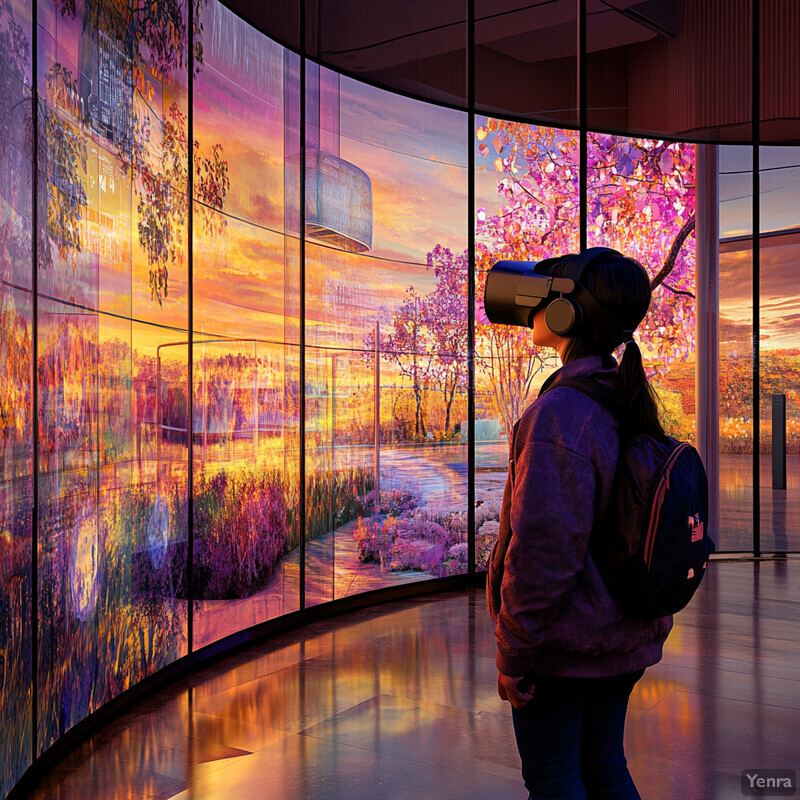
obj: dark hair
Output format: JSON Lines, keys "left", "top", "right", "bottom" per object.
{"left": 550, "top": 252, "right": 666, "bottom": 439}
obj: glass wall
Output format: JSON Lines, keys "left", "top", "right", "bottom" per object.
{"left": 759, "top": 147, "right": 800, "bottom": 552}
{"left": 1, "top": 0, "right": 799, "bottom": 795}
{"left": 36, "top": 0, "right": 190, "bottom": 756}
{"left": 474, "top": 118, "right": 579, "bottom": 568}
{"left": 719, "top": 146, "right": 754, "bottom": 551}
{"left": 472, "top": 126, "right": 698, "bottom": 569}
{"left": 587, "top": 134, "right": 697, "bottom": 443}
{"left": 191, "top": 0, "right": 300, "bottom": 650}
{"left": 304, "top": 67, "right": 469, "bottom": 602}
{"left": 0, "top": 0, "right": 32, "bottom": 795}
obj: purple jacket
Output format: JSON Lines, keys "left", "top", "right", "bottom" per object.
{"left": 487, "top": 355, "right": 673, "bottom": 678}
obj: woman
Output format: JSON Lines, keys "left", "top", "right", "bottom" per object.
{"left": 486, "top": 249, "right": 673, "bottom": 800}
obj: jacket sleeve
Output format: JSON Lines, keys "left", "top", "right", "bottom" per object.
{"left": 494, "top": 434, "right": 598, "bottom": 676}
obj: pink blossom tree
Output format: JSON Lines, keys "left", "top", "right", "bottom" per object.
{"left": 475, "top": 119, "right": 696, "bottom": 439}
{"left": 587, "top": 133, "right": 696, "bottom": 372}
{"left": 424, "top": 245, "right": 469, "bottom": 438}
{"left": 377, "top": 287, "right": 432, "bottom": 441}
{"left": 475, "top": 121, "right": 579, "bottom": 439}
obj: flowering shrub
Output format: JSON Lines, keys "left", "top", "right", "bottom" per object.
{"left": 356, "top": 488, "right": 419, "bottom": 518}
{"left": 473, "top": 498, "right": 502, "bottom": 570}
{"left": 353, "top": 501, "right": 466, "bottom": 575}
{"left": 448, "top": 542, "right": 468, "bottom": 559}
{"left": 352, "top": 516, "right": 382, "bottom": 564}
{"left": 438, "top": 508, "right": 468, "bottom": 541}
{"left": 476, "top": 519, "right": 501, "bottom": 568}
{"left": 475, "top": 499, "right": 501, "bottom": 528}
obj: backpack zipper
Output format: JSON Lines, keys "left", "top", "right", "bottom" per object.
{"left": 643, "top": 442, "right": 690, "bottom": 568}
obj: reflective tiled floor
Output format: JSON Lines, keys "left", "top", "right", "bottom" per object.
{"left": 29, "top": 559, "right": 800, "bottom": 800}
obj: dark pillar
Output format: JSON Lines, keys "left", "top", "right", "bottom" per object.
{"left": 772, "top": 393, "right": 786, "bottom": 490}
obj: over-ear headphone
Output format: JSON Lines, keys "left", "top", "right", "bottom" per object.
{"left": 541, "top": 247, "right": 626, "bottom": 337}
{"left": 543, "top": 293, "right": 581, "bottom": 337}
{"left": 483, "top": 246, "right": 635, "bottom": 339}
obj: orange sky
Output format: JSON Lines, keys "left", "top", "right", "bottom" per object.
{"left": 31, "top": 0, "right": 800, "bottom": 361}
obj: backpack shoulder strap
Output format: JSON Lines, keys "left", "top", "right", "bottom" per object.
{"left": 541, "top": 376, "right": 618, "bottom": 418}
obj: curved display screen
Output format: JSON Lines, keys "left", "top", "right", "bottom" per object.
{"left": 0, "top": 1, "right": 795, "bottom": 796}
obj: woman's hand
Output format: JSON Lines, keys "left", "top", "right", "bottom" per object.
{"left": 497, "top": 671, "right": 534, "bottom": 708}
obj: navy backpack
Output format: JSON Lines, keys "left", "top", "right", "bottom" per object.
{"left": 546, "top": 376, "right": 715, "bottom": 619}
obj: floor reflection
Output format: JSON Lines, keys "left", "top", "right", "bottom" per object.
{"left": 29, "top": 560, "right": 800, "bottom": 800}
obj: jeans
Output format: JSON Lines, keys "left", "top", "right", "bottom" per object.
{"left": 511, "top": 668, "right": 645, "bottom": 800}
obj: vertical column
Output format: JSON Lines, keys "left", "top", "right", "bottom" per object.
{"left": 299, "top": 17, "right": 307, "bottom": 607}
{"left": 771, "top": 393, "right": 787, "bottom": 554}
{"left": 467, "top": 0, "right": 475, "bottom": 574}
{"left": 31, "top": 0, "right": 40, "bottom": 765}
{"left": 187, "top": 0, "right": 195, "bottom": 653}
{"left": 696, "top": 145, "right": 720, "bottom": 543}
{"left": 752, "top": 0, "right": 761, "bottom": 556}
{"left": 373, "top": 321, "right": 381, "bottom": 517}
{"left": 283, "top": 49, "right": 302, "bottom": 606}
{"left": 578, "top": 0, "right": 587, "bottom": 252}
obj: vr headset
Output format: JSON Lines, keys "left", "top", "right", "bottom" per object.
{"left": 483, "top": 246, "right": 634, "bottom": 338}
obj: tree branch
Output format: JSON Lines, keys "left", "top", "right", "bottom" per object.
{"left": 661, "top": 281, "right": 695, "bottom": 299}
{"left": 650, "top": 214, "right": 695, "bottom": 290}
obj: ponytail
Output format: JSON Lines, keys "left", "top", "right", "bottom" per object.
{"left": 616, "top": 339, "right": 667, "bottom": 439}
{"left": 551, "top": 252, "right": 667, "bottom": 439}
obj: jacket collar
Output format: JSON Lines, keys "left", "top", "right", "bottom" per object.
{"left": 537, "top": 354, "right": 618, "bottom": 398}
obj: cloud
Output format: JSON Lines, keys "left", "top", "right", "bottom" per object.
{"left": 249, "top": 193, "right": 283, "bottom": 223}
{"left": 237, "top": 236, "right": 283, "bottom": 265}
{"left": 343, "top": 143, "right": 468, "bottom": 263}
{"left": 339, "top": 77, "right": 467, "bottom": 168}
{"left": 719, "top": 315, "right": 752, "bottom": 344}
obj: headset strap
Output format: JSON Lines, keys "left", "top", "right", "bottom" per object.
{"left": 562, "top": 257, "right": 635, "bottom": 338}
